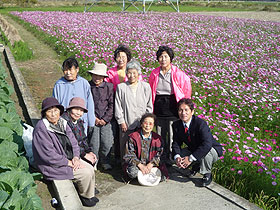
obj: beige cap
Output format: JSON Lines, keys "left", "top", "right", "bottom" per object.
{"left": 87, "top": 63, "right": 108, "bottom": 77}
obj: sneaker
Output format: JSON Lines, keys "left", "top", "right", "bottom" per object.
{"left": 80, "top": 196, "right": 99, "bottom": 207}
{"left": 102, "top": 163, "right": 112, "bottom": 171}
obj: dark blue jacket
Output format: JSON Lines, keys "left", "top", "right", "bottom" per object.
{"left": 172, "top": 115, "right": 222, "bottom": 162}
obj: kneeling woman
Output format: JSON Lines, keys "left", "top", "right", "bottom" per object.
{"left": 32, "top": 97, "right": 98, "bottom": 207}
{"left": 123, "top": 113, "right": 168, "bottom": 182}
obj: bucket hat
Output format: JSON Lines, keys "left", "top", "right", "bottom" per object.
{"left": 41, "top": 97, "right": 64, "bottom": 117}
{"left": 67, "top": 97, "right": 88, "bottom": 113}
{"left": 137, "top": 167, "right": 161, "bottom": 187}
{"left": 87, "top": 63, "right": 108, "bottom": 77}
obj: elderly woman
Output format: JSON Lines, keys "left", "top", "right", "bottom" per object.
{"left": 115, "top": 59, "right": 153, "bottom": 161}
{"left": 62, "top": 97, "right": 98, "bottom": 166}
{"left": 123, "top": 113, "right": 168, "bottom": 181}
{"left": 149, "top": 46, "right": 192, "bottom": 163}
{"left": 32, "top": 97, "right": 98, "bottom": 207}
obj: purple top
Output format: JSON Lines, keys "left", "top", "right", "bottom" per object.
{"left": 32, "top": 118, "right": 80, "bottom": 180}
{"left": 89, "top": 81, "right": 114, "bottom": 123}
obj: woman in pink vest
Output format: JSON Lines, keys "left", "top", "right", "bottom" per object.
{"left": 149, "top": 46, "right": 192, "bottom": 164}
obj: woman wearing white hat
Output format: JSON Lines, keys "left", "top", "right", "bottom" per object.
{"left": 88, "top": 63, "right": 114, "bottom": 171}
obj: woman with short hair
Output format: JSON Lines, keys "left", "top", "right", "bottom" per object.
{"left": 115, "top": 59, "right": 153, "bottom": 161}
{"left": 149, "top": 45, "right": 192, "bottom": 163}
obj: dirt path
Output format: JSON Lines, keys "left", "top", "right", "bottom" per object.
{"left": 4, "top": 15, "right": 63, "bottom": 110}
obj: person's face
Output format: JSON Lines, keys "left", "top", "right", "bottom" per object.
{"left": 69, "top": 107, "right": 84, "bottom": 121}
{"left": 45, "top": 107, "right": 60, "bottom": 125}
{"left": 141, "top": 117, "right": 155, "bottom": 135}
{"left": 63, "top": 66, "right": 79, "bottom": 81}
{"left": 116, "top": 52, "right": 128, "bottom": 69}
{"left": 127, "top": 69, "right": 139, "bottom": 84}
{"left": 91, "top": 74, "right": 104, "bottom": 86}
{"left": 178, "top": 103, "right": 194, "bottom": 123}
{"left": 158, "top": 51, "right": 171, "bottom": 69}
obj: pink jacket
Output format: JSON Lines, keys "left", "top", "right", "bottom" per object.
{"left": 149, "top": 64, "right": 192, "bottom": 104}
{"left": 105, "top": 66, "right": 143, "bottom": 92}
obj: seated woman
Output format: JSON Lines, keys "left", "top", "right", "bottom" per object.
{"left": 123, "top": 113, "right": 169, "bottom": 182}
{"left": 32, "top": 97, "right": 98, "bottom": 207}
{"left": 62, "top": 97, "right": 98, "bottom": 166}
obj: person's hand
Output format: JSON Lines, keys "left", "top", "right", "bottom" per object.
{"left": 120, "top": 123, "right": 128, "bottom": 132}
{"left": 68, "top": 160, "right": 74, "bottom": 168}
{"left": 176, "top": 157, "right": 184, "bottom": 168}
{"left": 72, "top": 157, "right": 84, "bottom": 171}
{"left": 95, "top": 117, "right": 100, "bottom": 126}
{"left": 138, "top": 163, "right": 150, "bottom": 175}
{"left": 99, "top": 119, "right": 106, "bottom": 126}
{"left": 181, "top": 156, "right": 192, "bottom": 169}
{"left": 146, "top": 162, "right": 153, "bottom": 173}
{"left": 84, "top": 152, "right": 98, "bottom": 165}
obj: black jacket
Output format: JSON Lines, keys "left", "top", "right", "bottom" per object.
{"left": 172, "top": 115, "right": 222, "bottom": 162}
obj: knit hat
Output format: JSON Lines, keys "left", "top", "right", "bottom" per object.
{"left": 66, "top": 97, "right": 88, "bottom": 113}
{"left": 137, "top": 167, "right": 161, "bottom": 187}
{"left": 87, "top": 63, "right": 108, "bottom": 77}
{"left": 41, "top": 97, "right": 64, "bottom": 117}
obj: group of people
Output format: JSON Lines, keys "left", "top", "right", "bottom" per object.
{"left": 32, "top": 45, "right": 222, "bottom": 207}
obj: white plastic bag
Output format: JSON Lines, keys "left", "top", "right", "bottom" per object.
{"left": 22, "top": 123, "right": 34, "bottom": 165}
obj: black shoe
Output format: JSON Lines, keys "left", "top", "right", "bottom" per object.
{"left": 80, "top": 196, "right": 99, "bottom": 207}
{"left": 201, "top": 173, "right": 212, "bottom": 187}
{"left": 95, "top": 188, "right": 100, "bottom": 195}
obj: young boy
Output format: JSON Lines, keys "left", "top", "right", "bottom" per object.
{"left": 88, "top": 63, "right": 114, "bottom": 170}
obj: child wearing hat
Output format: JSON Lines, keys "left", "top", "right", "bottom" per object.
{"left": 62, "top": 97, "right": 98, "bottom": 166}
{"left": 88, "top": 63, "right": 114, "bottom": 170}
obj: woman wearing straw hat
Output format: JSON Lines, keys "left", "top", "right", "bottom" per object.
{"left": 88, "top": 63, "right": 114, "bottom": 170}
{"left": 32, "top": 97, "right": 98, "bottom": 207}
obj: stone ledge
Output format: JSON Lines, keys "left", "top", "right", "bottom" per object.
{"left": 207, "top": 182, "right": 262, "bottom": 210}
{"left": 3, "top": 46, "right": 83, "bottom": 210}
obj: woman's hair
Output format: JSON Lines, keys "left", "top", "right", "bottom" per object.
{"left": 126, "top": 59, "right": 142, "bottom": 75}
{"left": 177, "top": 98, "right": 194, "bottom": 111}
{"left": 156, "top": 45, "right": 174, "bottom": 62}
{"left": 114, "top": 44, "right": 132, "bottom": 62}
{"left": 140, "top": 113, "right": 157, "bottom": 126}
{"left": 61, "top": 57, "right": 79, "bottom": 71}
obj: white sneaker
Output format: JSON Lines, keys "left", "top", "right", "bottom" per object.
{"left": 102, "top": 163, "right": 112, "bottom": 171}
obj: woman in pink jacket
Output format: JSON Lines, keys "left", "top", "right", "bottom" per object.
{"left": 149, "top": 46, "right": 192, "bottom": 164}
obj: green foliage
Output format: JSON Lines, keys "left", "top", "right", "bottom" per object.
{"left": 10, "top": 40, "right": 33, "bottom": 61}
{"left": 0, "top": 58, "right": 43, "bottom": 209}
{"left": 0, "top": 29, "right": 33, "bottom": 61}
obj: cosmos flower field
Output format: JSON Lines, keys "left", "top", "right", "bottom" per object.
{"left": 11, "top": 11, "right": 280, "bottom": 207}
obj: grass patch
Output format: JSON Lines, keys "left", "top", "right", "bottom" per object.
{"left": 0, "top": 30, "right": 33, "bottom": 61}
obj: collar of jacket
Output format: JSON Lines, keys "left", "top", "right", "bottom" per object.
{"left": 42, "top": 117, "right": 67, "bottom": 134}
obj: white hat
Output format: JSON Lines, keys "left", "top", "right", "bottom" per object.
{"left": 87, "top": 63, "right": 108, "bottom": 77}
{"left": 137, "top": 167, "right": 161, "bottom": 187}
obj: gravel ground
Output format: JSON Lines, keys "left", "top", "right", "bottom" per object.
{"left": 190, "top": 11, "right": 280, "bottom": 22}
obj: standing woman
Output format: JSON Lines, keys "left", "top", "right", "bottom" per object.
{"left": 149, "top": 46, "right": 192, "bottom": 163}
{"left": 115, "top": 59, "right": 153, "bottom": 161}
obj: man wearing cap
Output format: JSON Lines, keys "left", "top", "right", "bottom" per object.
{"left": 88, "top": 63, "right": 114, "bottom": 170}
{"left": 52, "top": 57, "right": 95, "bottom": 135}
